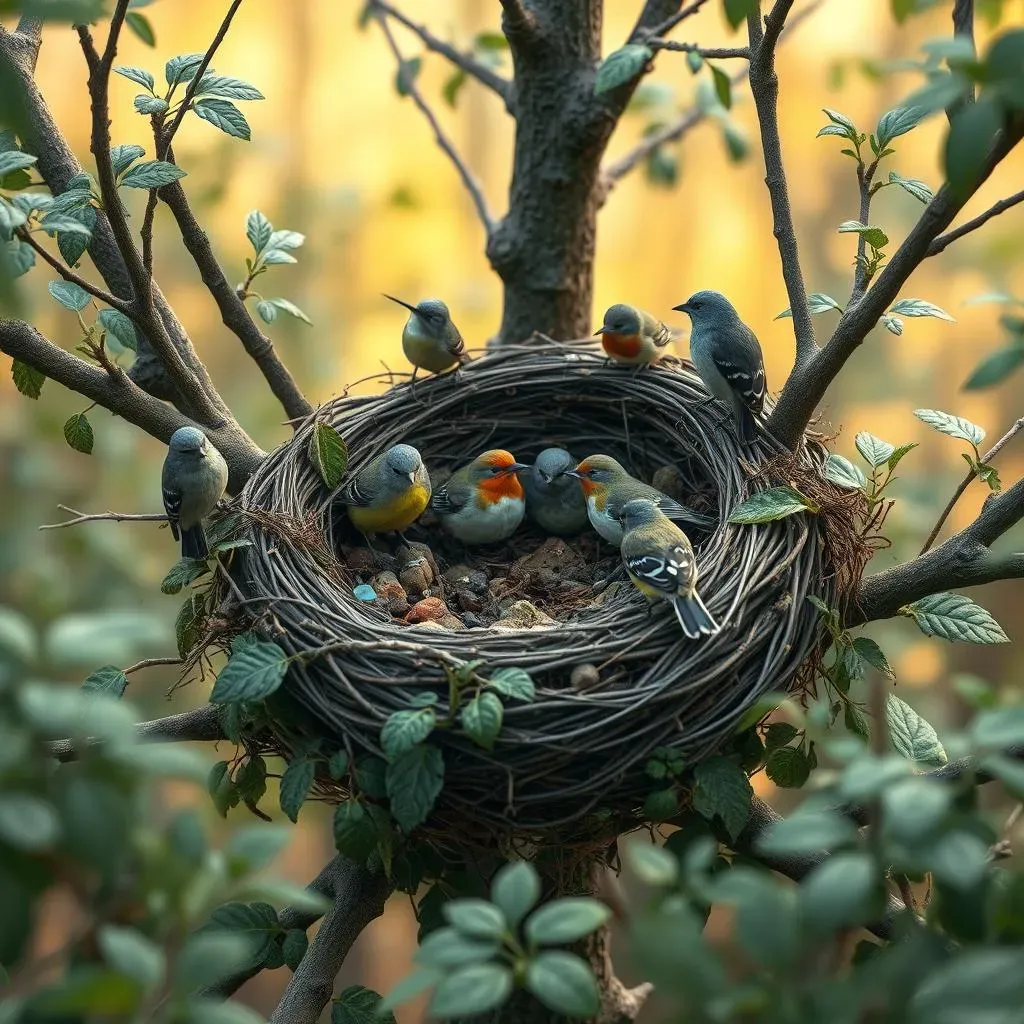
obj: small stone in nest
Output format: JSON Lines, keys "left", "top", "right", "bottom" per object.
{"left": 371, "top": 571, "right": 409, "bottom": 617}
{"left": 439, "top": 614, "right": 466, "bottom": 631}
{"left": 443, "top": 563, "right": 474, "bottom": 587}
{"left": 455, "top": 588, "right": 484, "bottom": 614}
{"left": 405, "top": 596, "right": 450, "bottom": 624}
{"left": 511, "top": 537, "right": 587, "bottom": 583}
{"left": 461, "top": 611, "right": 484, "bottom": 628}
{"left": 492, "top": 599, "right": 557, "bottom": 631}
{"left": 397, "top": 544, "right": 436, "bottom": 597}
{"left": 466, "top": 570, "right": 489, "bottom": 595}
{"left": 343, "top": 545, "right": 381, "bottom": 576}
{"left": 571, "top": 663, "right": 601, "bottom": 691}
{"left": 651, "top": 464, "right": 688, "bottom": 503}
{"left": 398, "top": 541, "right": 439, "bottom": 578}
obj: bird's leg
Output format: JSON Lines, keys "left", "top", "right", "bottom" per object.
{"left": 364, "top": 533, "right": 384, "bottom": 568}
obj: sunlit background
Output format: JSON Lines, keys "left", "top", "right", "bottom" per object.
{"left": 3, "top": 0, "right": 1024, "bottom": 1018}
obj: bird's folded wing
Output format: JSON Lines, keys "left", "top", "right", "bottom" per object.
{"left": 711, "top": 329, "right": 766, "bottom": 414}
{"left": 653, "top": 321, "right": 673, "bottom": 348}
{"left": 162, "top": 486, "right": 182, "bottom": 539}
{"left": 448, "top": 328, "right": 467, "bottom": 360}
{"left": 657, "top": 497, "right": 716, "bottom": 529}
{"left": 430, "top": 478, "right": 469, "bottom": 516}
{"left": 340, "top": 471, "right": 376, "bottom": 508}
{"left": 625, "top": 544, "right": 692, "bottom": 595}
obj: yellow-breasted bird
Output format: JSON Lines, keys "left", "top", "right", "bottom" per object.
{"left": 341, "top": 443, "right": 432, "bottom": 540}
{"left": 384, "top": 294, "right": 468, "bottom": 384}
{"left": 618, "top": 498, "right": 719, "bottom": 639}
{"left": 431, "top": 449, "right": 529, "bottom": 545}
{"left": 595, "top": 304, "right": 673, "bottom": 367}
{"left": 568, "top": 454, "right": 715, "bottom": 545}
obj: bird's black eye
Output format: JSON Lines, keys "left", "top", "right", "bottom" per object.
{"left": 692, "top": 301, "right": 702, "bottom": 310}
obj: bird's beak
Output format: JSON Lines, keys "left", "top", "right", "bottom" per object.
{"left": 565, "top": 469, "right": 584, "bottom": 480}
{"left": 407, "top": 471, "right": 417, "bottom": 484}
{"left": 672, "top": 302, "right": 692, "bottom": 313}
{"left": 593, "top": 326, "right": 608, "bottom": 335}
{"left": 383, "top": 293, "right": 418, "bottom": 314}
{"left": 507, "top": 462, "right": 530, "bottom": 474}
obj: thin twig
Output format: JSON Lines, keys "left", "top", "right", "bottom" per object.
{"left": 368, "top": 0, "right": 510, "bottom": 103}
{"left": 375, "top": 15, "right": 494, "bottom": 234}
{"left": 497, "top": 0, "right": 537, "bottom": 37}
{"left": 39, "top": 505, "right": 170, "bottom": 531}
{"left": 918, "top": 416, "right": 1024, "bottom": 555}
{"left": 648, "top": 40, "right": 750, "bottom": 57}
{"left": 848, "top": 156, "right": 880, "bottom": 304}
{"left": 640, "top": 0, "right": 712, "bottom": 40}
{"left": 124, "top": 656, "right": 184, "bottom": 675}
{"left": 927, "top": 189, "right": 1024, "bottom": 257}
{"left": 950, "top": 0, "right": 975, "bottom": 113}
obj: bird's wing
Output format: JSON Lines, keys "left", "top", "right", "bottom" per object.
{"left": 640, "top": 310, "right": 673, "bottom": 348}
{"left": 430, "top": 471, "right": 470, "bottom": 516}
{"left": 339, "top": 457, "right": 379, "bottom": 508}
{"left": 711, "top": 325, "right": 766, "bottom": 414}
{"left": 447, "top": 325, "right": 468, "bottom": 362}
{"left": 657, "top": 496, "right": 716, "bottom": 529}
{"left": 625, "top": 543, "right": 695, "bottom": 596}
{"left": 161, "top": 479, "right": 182, "bottom": 541}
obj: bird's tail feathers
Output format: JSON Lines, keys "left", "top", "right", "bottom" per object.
{"left": 672, "top": 592, "right": 720, "bottom": 639}
{"left": 737, "top": 404, "right": 759, "bottom": 445}
{"left": 181, "top": 524, "right": 210, "bottom": 560}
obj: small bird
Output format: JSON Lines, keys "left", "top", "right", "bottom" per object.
{"left": 595, "top": 303, "right": 673, "bottom": 367}
{"left": 431, "top": 449, "right": 529, "bottom": 545}
{"left": 342, "top": 444, "right": 432, "bottom": 539}
{"left": 522, "top": 447, "right": 589, "bottom": 537}
{"left": 673, "top": 290, "right": 766, "bottom": 443}
{"left": 568, "top": 454, "right": 715, "bottom": 546}
{"left": 384, "top": 294, "right": 468, "bottom": 384}
{"left": 162, "top": 426, "right": 229, "bottom": 560}
{"left": 618, "top": 498, "right": 719, "bottom": 639}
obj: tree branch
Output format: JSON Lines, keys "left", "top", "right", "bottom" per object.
{"left": 638, "top": 0, "right": 711, "bottom": 40}
{"left": 368, "top": 1, "right": 511, "bottom": 106}
{"left": 17, "top": 231, "right": 133, "bottom": 314}
{"left": 269, "top": 861, "right": 392, "bottom": 1024}
{"left": 39, "top": 506, "right": 170, "bottom": 530}
{"left": 926, "top": 188, "right": 1024, "bottom": 257}
{"left": 647, "top": 40, "right": 750, "bottom": 57}
{"left": 0, "top": 320, "right": 264, "bottom": 491}
{"left": 747, "top": 0, "right": 817, "bottom": 368}
{"left": 374, "top": 15, "right": 494, "bottom": 235}
{"left": 498, "top": 0, "right": 538, "bottom": 40}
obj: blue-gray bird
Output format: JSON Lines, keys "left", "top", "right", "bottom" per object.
{"left": 522, "top": 447, "right": 589, "bottom": 537}
{"left": 673, "top": 290, "right": 766, "bottom": 443}
{"left": 162, "top": 426, "right": 229, "bottom": 560}
{"left": 384, "top": 294, "right": 468, "bottom": 384}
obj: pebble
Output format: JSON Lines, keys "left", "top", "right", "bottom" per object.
{"left": 492, "top": 599, "right": 557, "bottom": 631}
{"left": 571, "top": 663, "right": 601, "bottom": 691}
{"left": 405, "top": 597, "right": 450, "bottom": 624}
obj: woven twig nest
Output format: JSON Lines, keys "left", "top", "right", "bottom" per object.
{"left": 229, "top": 343, "right": 863, "bottom": 839}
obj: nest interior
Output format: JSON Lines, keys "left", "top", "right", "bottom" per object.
{"left": 232, "top": 343, "right": 862, "bottom": 838}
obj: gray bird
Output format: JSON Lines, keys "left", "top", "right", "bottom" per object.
{"left": 522, "top": 447, "right": 589, "bottom": 537}
{"left": 673, "top": 290, "right": 766, "bottom": 443}
{"left": 162, "top": 426, "right": 229, "bottom": 560}
{"left": 383, "top": 295, "right": 468, "bottom": 384}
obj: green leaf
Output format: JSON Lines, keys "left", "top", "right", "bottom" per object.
{"left": 837, "top": 220, "right": 889, "bottom": 249}
{"left": 120, "top": 160, "right": 187, "bottom": 189}
{"left": 12, "top": 360, "right": 45, "bottom": 399}
{"left": 210, "top": 640, "right": 289, "bottom": 702}
{"left": 134, "top": 95, "right": 168, "bottom": 115}
{"left": 757, "top": 808, "right": 858, "bottom": 856}
{"left": 525, "top": 952, "right": 600, "bottom": 1019}
{"left": 490, "top": 861, "right": 539, "bottom": 928}
{"left": 0, "top": 794, "right": 60, "bottom": 851}
{"left": 256, "top": 299, "right": 277, "bottom": 323}
{"left": 428, "top": 964, "right": 513, "bottom": 1019}
{"left": 110, "top": 144, "right": 145, "bottom": 177}
{"left": 821, "top": 108, "right": 856, "bottom": 134}
{"left": 594, "top": 44, "right": 652, "bottom": 95}
{"left": 764, "top": 746, "right": 811, "bottom": 788}
{"left": 720, "top": 119, "right": 748, "bottom": 162}
{"left": 333, "top": 984, "right": 395, "bottom": 1024}
{"left": 48, "top": 279, "right": 91, "bottom": 311}
{"left": 281, "top": 929, "right": 308, "bottom": 972}
{"left": 175, "top": 932, "right": 260, "bottom": 991}
{"left": 97, "top": 308, "right": 138, "bottom": 353}
{"left": 930, "top": 829, "right": 990, "bottom": 891}
{"left": 354, "top": 757, "right": 388, "bottom": 798}
{"left": 686, "top": 50, "right": 704, "bottom": 73}
{"left": 31, "top": 968, "right": 141, "bottom": 1016}
{"left": 881, "top": 776, "right": 951, "bottom": 844}
{"left": 711, "top": 65, "right": 732, "bottom": 109}
{"left": 246, "top": 210, "right": 272, "bottom": 253}
{"left": 98, "top": 926, "right": 164, "bottom": 988}
{"left": 125, "top": 11, "right": 155, "bottom": 46}
{"left": 524, "top": 897, "right": 612, "bottom": 948}
{"left": 824, "top": 453, "right": 867, "bottom": 490}
{"left": 166, "top": 53, "right": 205, "bottom": 88}
{"left": 386, "top": 744, "right": 444, "bottom": 831}
{"left": 308, "top": 422, "right": 348, "bottom": 489}
{"left": 234, "top": 755, "right": 267, "bottom": 806}
{"left": 332, "top": 800, "right": 379, "bottom": 861}
{"left": 488, "top": 666, "right": 535, "bottom": 701}
{"left": 624, "top": 844, "right": 679, "bottom": 887}
{"left": 971, "top": 705, "right": 1024, "bottom": 751}
{"left": 461, "top": 692, "right": 503, "bottom": 751}
{"left": 645, "top": 146, "right": 678, "bottom": 188}
{"left": 910, "top": 949, "right": 1024, "bottom": 1024}
{"left": 267, "top": 229, "right": 304, "bottom": 250}
{"left": 82, "top": 665, "right": 127, "bottom": 697}
{"left": 193, "top": 99, "right": 251, "bottom": 141}
{"left": 268, "top": 298, "right": 311, "bottom": 324}
{"left": 261, "top": 249, "right": 296, "bottom": 265}
{"left": 175, "top": 592, "right": 203, "bottom": 658}
{"left": 644, "top": 787, "right": 681, "bottom": 820}
{"left": 692, "top": 756, "right": 752, "bottom": 839}
{"left": 279, "top": 758, "right": 316, "bottom": 823}
{"left": 774, "top": 292, "right": 842, "bottom": 320}
{"left": 855, "top": 431, "right": 895, "bottom": 467}
{"left": 0, "top": 197, "right": 27, "bottom": 237}
{"left": 378, "top": 970, "right": 442, "bottom": 1014}
{"left": 799, "top": 851, "right": 882, "bottom": 934}
{"left": 395, "top": 57, "right": 422, "bottom": 97}
{"left": 442, "top": 68, "right": 467, "bottom": 108}
{"left": 817, "top": 123, "right": 853, "bottom": 139}
{"left": 443, "top": 899, "right": 506, "bottom": 940}
{"left": 208, "top": 761, "right": 239, "bottom": 817}
{"left": 886, "top": 694, "right": 947, "bottom": 766}
{"left": 160, "top": 557, "right": 209, "bottom": 594}
{"left": 881, "top": 314, "right": 904, "bottom": 335}
{"left": 195, "top": 74, "right": 264, "bottom": 101}
{"left": 63, "top": 412, "right": 94, "bottom": 455}
{"left": 945, "top": 96, "right": 1001, "bottom": 199}
{"left": 3, "top": 238, "right": 36, "bottom": 279}
{"left": 728, "top": 485, "right": 817, "bottom": 523}
{"left": 764, "top": 722, "right": 798, "bottom": 750}
{"left": 890, "top": 298, "right": 955, "bottom": 321}
{"left": 902, "top": 592, "right": 1008, "bottom": 644}
{"left": 473, "top": 30, "right": 508, "bottom": 51}
{"left": 0, "top": 151, "right": 36, "bottom": 177}
{"left": 381, "top": 707, "right": 436, "bottom": 759}
{"left": 914, "top": 408, "right": 985, "bottom": 446}
{"left": 964, "top": 345, "right": 1024, "bottom": 389}
{"left": 887, "top": 441, "right": 918, "bottom": 470}
{"left": 415, "top": 926, "right": 499, "bottom": 968}
{"left": 226, "top": 824, "right": 289, "bottom": 875}
{"left": 328, "top": 750, "right": 349, "bottom": 781}
{"left": 723, "top": 0, "right": 758, "bottom": 29}
{"left": 853, "top": 636, "right": 894, "bottom": 679}
{"left": 888, "top": 170, "right": 933, "bottom": 203}
{"left": 876, "top": 105, "right": 924, "bottom": 147}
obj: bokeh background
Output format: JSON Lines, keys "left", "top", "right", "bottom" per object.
{"left": 3, "top": 0, "right": 1024, "bottom": 1019}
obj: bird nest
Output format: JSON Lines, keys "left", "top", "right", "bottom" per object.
{"left": 224, "top": 342, "right": 868, "bottom": 842}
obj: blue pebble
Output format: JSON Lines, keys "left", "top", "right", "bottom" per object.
{"left": 353, "top": 584, "right": 377, "bottom": 602}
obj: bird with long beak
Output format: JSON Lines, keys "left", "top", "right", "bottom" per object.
{"left": 341, "top": 443, "right": 432, "bottom": 541}
{"left": 384, "top": 294, "right": 469, "bottom": 387}
{"left": 569, "top": 454, "right": 715, "bottom": 545}
{"left": 431, "top": 449, "right": 530, "bottom": 545}
{"left": 522, "top": 447, "right": 589, "bottom": 537}
{"left": 595, "top": 303, "right": 673, "bottom": 367}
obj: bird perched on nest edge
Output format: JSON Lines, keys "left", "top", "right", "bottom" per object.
{"left": 384, "top": 294, "right": 468, "bottom": 386}
{"left": 431, "top": 449, "right": 530, "bottom": 545}
{"left": 569, "top": 454, "right": 715, "bottom": 545}
{"left": 595, "top": 303, "right": 674, "bottom": 367}
{"left": 673, "top": 289, "right": 766, "bottom": 444}
{"left": 162, "top": 426, "right": 229, "bottom": 560}
{"left": 522, "top": 447, "right": 589, "bottom": 537}
{"left": 617, "top": 498, "right": 719, "bottom": 639}
{"left": 342, "top": 443, "right": 432, "bottom": 541}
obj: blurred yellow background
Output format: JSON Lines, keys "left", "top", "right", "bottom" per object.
{"left": 3, "top": 0, "right": 1024, "bottom": 1018}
